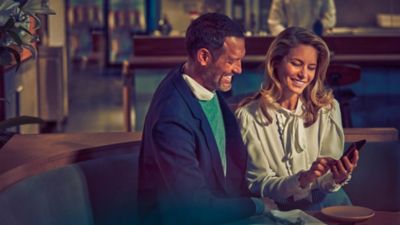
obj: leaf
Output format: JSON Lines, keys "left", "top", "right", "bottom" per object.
{"left": 0, "top": 0, "right": 20, "bottom": 26}
{"left": 0, "top": 116, "right": 44, "bottom": 131}
{"left": 0, "top": 47, "right": 13, "bottom": 65}
{"left": 0, "top": 17, "right": 15, "bottom": 30}
{"left": 6, "top": 29, "right": 23, "bottom": 45}
{"left": 10, "top": 26, "right": 33, "bottom": 44}
{"left": 16, "top": 0, "right": 29, "bottom": 8}
{"left": 0, "top": 46, "right": 21, "bottom": 71}
{"left": 16, "top": 25, "right": 32, "bottom": 36}
{"left": 22, "top": 43, "right": 36, "bottom": 58}
{"left": 21, "top": 0, "right": 55, "bottom": 15}
{"left": 25, "top": 12, "right": 41, "bottom": 30}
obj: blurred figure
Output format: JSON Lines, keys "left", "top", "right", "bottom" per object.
{"left": 268, "top": 0, "right": 336, "bottom": 36}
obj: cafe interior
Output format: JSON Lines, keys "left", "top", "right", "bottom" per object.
{"left": 0, "top": 0, "right": 399, "bottom": 224}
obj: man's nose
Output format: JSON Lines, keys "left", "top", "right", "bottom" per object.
{"left": 233, "top": 61, "right": 242, "bottom": 75}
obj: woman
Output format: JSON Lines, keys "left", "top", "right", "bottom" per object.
{"left": 235, "top": 27, "right": 359, "bottom": 211}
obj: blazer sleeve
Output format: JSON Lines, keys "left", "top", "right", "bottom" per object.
{"left": 151, "top": 117, "right": 255, "bottom": 225}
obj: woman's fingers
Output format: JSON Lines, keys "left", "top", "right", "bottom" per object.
{"left": 313, "top": 157, "right": 333, "bottom": 173}
{"left": 336, "top": 158, "right": 349, "bottom": 174}
{"left": 350, "top": 149, "right": 360, "bottom": 166}
{"left": 331, "top": 163, "right": 339, "bottom": 177}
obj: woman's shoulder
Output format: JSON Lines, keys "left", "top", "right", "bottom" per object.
{"left": 235, "top": 100, "right": 259, "bottom": 119}
{"left": 320, "top": 98, "right": 340, "bottom": 113}
{"left": 235, "top": 99, "right": 272, "bottom": 125}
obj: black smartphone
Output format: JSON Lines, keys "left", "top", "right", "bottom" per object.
{"left": 341, "top": 139, "right": 367, "bottom": 160}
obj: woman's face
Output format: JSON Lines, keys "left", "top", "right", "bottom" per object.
{"left": 277, "top": 44, "right": 318, "bottom": 98}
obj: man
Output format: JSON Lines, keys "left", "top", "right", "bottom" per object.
{"left": 138, "top": 13, "right": 276, "bottom": 225}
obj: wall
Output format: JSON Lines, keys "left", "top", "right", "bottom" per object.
{"left": 46, "top": 0, "right": 69, "bottom": 121}
{"left": 336, "top": 0, "right": 400, "bottom": 27}
{"left": 2, "top": 59, "right": 40, "bottom": 134}
{"left": 161, "top": 0, "right": 400, "bottom": 34}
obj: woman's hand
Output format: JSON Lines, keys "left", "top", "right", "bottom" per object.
{"left": 299, "top": 157, "right": 333, "bottom": 188}
{"left": 262, "top": 197, "right": 278, "bottom": 213}
{"left": 331, "top": 150, "right": 359, "bottom": 184}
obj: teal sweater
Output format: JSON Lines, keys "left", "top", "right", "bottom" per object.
{"left": 199, "top": 95, "right": 226, "bottom": 175}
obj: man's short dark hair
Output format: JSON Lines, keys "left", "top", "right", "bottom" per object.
{"left": 185, "top": 13, "right": 244, "bottom": 60}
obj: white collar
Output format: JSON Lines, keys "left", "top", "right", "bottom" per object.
{"left": 182, "top": 74, "right": 215, "bottom": 101}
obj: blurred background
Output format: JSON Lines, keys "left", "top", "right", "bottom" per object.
{"left": 1, "top": 0, "right": 399, "bottom": 136}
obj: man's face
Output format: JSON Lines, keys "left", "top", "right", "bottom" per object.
{"left": 202, "top": 37, "right": 245, "bottom": 92}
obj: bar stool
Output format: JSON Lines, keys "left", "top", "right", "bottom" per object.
{"left": 326, "top": 64, "right": 361, "bottom": 128}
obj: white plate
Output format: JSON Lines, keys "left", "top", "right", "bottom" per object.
{"left": 321, "top": 206, "right": 375, "bottom": 222}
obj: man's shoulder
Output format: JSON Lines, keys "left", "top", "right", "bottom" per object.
{"left": 148, "top": 79, "right": 194, "bottom": 121}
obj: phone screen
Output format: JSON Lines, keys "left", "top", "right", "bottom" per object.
{"left": 342, "top": 139, "right": 366, "bottom": 160}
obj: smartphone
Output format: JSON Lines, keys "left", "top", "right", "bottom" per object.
{"left": 341, "top": 139, "right": 367, "bottom": 160}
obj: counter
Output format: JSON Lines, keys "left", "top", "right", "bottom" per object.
{"left": 132, "top": 35, "right": 400, "bottom": 67}
{"left": 121, "top": 35, "right": 400, "bottom": 131}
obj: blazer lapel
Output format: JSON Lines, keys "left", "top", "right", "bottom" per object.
{"left": 218, "top": 92, "right": 248, "bottom": 195}
{"left": 172, "top": 69, "right": 226, "bottom": 189}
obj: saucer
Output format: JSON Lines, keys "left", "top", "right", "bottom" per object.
{"left": 321, "top": 206, "right": 375, "bottom": 222}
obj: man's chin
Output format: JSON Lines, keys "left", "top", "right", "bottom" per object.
{"left": 219, "top": 85, "right": 232, "bottom": 92}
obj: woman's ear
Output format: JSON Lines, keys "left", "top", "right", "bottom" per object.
{"left": 196, "top": 48, "right": 211, "bottom": 66}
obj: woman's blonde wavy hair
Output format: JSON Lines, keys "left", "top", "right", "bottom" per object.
{"left": 240, "top": 27, "right": 334, "bottom": 127}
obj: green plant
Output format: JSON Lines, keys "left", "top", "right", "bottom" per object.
{"left": 0, "top": 0, "right": 53, "bottom": 134}
{"left": 0, "top": 0, "right": 55, "bottom": 70}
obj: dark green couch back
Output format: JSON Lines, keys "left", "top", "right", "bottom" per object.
{"left": 0, "top": 141, "right": 399, "bottom": 225}
{"left": 343, "top": 141, "right": 400, "bottom": 211}
{"left": 0, "top": 152, "right": 139, "bottom": 225}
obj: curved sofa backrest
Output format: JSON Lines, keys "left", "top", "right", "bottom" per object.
{"left": 343, "top": 141, "right": 400, "bottom": 211}
{"left": 0, "top": 152, "right": 140, "bottom": 225}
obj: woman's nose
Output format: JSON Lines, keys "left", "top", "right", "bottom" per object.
{"left": 298, "top": 66, "right": 307, "bottom": 78}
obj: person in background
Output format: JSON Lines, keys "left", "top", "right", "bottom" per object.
{"left": 137, "top": 13, "right": 277, "bottom": 225}
{"left": 235, "top": 27, "right": 358, "bottom": 211}
{"left": 268, "top": 0, "right": 336, "bottom": 36}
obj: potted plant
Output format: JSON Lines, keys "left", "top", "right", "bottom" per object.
{"left": 0, "top": 0, "right": 55, "bottom": 142}
{"left": 0, "top": 0, "right": 55, "bottom": 68}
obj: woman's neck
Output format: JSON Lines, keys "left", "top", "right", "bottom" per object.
{"left": 278, "top": 94, "right": 299, "bottom": 111}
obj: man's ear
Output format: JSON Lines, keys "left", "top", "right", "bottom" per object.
{"left": 196, "top": 48, "right": 212, "bottom": 66}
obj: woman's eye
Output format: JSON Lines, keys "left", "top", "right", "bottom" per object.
{"left": 308, "top": 66, "right": 317, "bottom": 71}
{"left": 291, "top": 61, "right": 302, "bottom": 67}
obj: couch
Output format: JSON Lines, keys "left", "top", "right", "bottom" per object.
{"left": 0, "top": 134, "right": 398, "bottom": 225}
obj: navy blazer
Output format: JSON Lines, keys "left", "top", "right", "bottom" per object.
{"left": 138, "top": 65, "right": 255, "bottom": 225}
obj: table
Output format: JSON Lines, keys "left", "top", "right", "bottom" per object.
{"left": 311, "top": 211, "right": 400, "bottom": 225}
{"left": 225, "top": 211, "right": 400, "bottom": 225}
